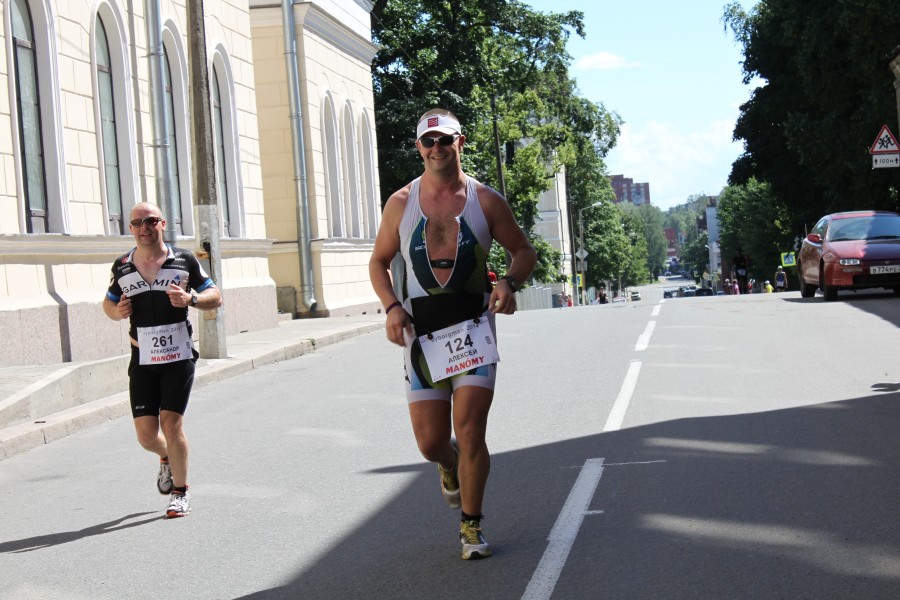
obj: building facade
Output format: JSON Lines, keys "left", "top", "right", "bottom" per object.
{"left": 249, "top": 0, "right": 381, "bottom": 318}
{"left": 533, "top": 168, "right": 573, "bottom": 300}
{"left": 1, "top": 0, "right": 284, "bottom": 366}
{"left": 610, "top": 174, "right": 651, "bottom": 206}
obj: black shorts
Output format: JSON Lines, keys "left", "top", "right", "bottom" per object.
{"left": 128, "top": 346, "right": 197, "bottom": 418}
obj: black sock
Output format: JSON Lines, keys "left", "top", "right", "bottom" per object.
{"left": 173, "top": 485, "right": 188, "bottom": 495}
{"left": 461, "top": 511, "right": 482, "bottom": 523}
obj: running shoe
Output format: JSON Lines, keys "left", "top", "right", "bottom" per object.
{"left": 460, "top": 519, "right": 492, "bottom": 560}
{"left": 438, "top": 440, "right": 461, "bottom": 508}
{"left": 157, "top": 459, "right": 173, "bottom": 495}
{"left": 166, "top": 492, "right": 191, "bottom": 518}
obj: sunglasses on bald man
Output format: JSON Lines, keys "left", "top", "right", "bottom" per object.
{"left": 418, "top": 134, "right": 460, "bottom": 148}
{"left": 130, "top": 216, "right": 163, "bottom": 228}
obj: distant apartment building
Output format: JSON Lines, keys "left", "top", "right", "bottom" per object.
{"left": 610, "top": 175, "right": 651, "bottom": 206}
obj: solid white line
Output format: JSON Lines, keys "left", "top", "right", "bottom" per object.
{"left": 521, "top": 458, "right": 605, "bottom": 600}
{"left": 634, "top": 321, "right": 656, "bottom": 352}
{"left": 603, "top": 360, "right": 641, "bottom": 432}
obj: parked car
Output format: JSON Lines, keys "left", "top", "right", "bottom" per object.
{"left": 611, "top": 295, "right": 627, "bottom": 304}
{"left": 797, "top": 210, "right": 900, "bottom": 301}
{"left": 663, "top": 288, "right": 677, "bottom": 298}
{"left": 695, "top": 287, "right": 714, "bottom": 296}
{"left": 630, "top": 291, "right": 641, "bottom": 301}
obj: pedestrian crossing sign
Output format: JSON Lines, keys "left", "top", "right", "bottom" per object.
{"left": 781, "top": 252, "right": 796, "bottom": 267}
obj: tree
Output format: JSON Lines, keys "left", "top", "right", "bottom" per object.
{"left": 717, "top": 178, "right": 795, "bottom": 283}
{"left": 370, "top": 0, "right": 621, "bottom": 284}
{"left": 723, "top": 1, "right": 900, "bottom": 231}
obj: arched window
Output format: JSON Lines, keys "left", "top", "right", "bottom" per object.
{"left": 11, "top": 0, "right": 48, "bottom": 233}
{"left": 210, "top": 54, "right": 243, "bottom": 238}
{"left": 359, "top": 110, "right": 378, "bottom": 239}
{"left": 95, "top": 16, "right": 123, "bottom": 233}
{"left": 322, "top": 94, "right": 343, "bottom": 238}
{"left": 211, "top": 65, "right": 230, "bottom": 235}
{"left": 341, "top": 104, "right": 360, "bottom": 238}
{"left": 161, "top": 49, "right": 184, "bottom": 234}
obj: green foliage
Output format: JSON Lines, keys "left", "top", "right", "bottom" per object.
{"left": 723, "top": 0, "right": 900, "bottom": 232}
{"left": 371, "top": 0, "right": 621, "bottom": 284}
{"left": 717, "top": 178, "right": 795, "bottom": 282}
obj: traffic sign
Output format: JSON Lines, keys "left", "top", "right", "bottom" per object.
{"left": 575, "top": 248, "right": 588, "bottom": 260}
{"left": 873, "top": 154, "right": 900, "bottom": 169}
{"left": 869, "top": 125, "right": 900, "bottom": 154}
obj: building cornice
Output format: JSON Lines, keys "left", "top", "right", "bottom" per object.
{"left": 250, "top": 2, "right": 378, "bottom": 64}
{"left": 0, "top": 235, "right": 274, "bottom": 259}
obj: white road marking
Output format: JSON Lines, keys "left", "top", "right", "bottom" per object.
{"left": 521, "top": 458, "right": 605, "bottom": 600}
{"left": 523, "top": 311, "right": 649, "bottom": 598}
{"left": 604, "top": 360, "right": 641, "bottom": 432}
{"left": 651, "top": 304, "right": 661, "bottom": 317}
{"left": 634, "top": 321, "right": 656, "bottom": 351}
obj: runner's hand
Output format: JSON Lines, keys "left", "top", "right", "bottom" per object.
{"left": 117, "top": 294, "right": 132, "bottom": 318}
{"left": 386, "top": 306, "right": 412, "bottom": 347}
{"left": 489, "top": 279, "right": 517, "bottom": 315}
{"left": 166, "top": 283, "right": 190, "bottom": 307}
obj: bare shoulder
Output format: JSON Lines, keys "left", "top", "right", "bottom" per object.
{"left": 474, "top": 181, "right": 514, "bottom": 221}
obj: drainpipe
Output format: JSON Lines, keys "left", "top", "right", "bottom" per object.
{"left": 144, "top": 0, "right": 176, "bottom": 243}
{"left": 282, "top": 0, "right": 318, "bottom": 312}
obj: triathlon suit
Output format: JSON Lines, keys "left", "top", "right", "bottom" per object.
{"left": 399, "top": 176, "right": 497, "bottom": 403}
{"left": 106, "top": 245, "right": 215, "bottom": 418}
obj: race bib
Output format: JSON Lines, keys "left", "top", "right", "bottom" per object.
{"left": 137, "top": 322, "right": 192, "bottom": 365}
{"left": 418, "top": 317, "right": 500, "bottom": 383}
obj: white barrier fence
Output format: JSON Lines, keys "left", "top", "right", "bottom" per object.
{"left": 515, "top": 285, "right": 555, "bottom": 311}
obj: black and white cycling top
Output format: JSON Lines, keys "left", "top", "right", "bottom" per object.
{"left": 106, "top": 245, "right": 215, "bottom": 343}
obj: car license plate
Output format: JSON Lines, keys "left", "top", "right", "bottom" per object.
{"left": 870, "top": 265, "right": 900, "bottom": 274}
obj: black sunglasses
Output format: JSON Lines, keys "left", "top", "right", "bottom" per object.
{"left": 418, "top": 134, "right": 459, "bottom": 148}
{"left": 130, "top": 216, "right": 163, "bottom": 228}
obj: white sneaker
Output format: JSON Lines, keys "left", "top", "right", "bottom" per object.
{"left": 157, "top": 460, "right": 173, "bottom": 495}
{"left": 166, "top": 492, "right": 191, "bottom": 518}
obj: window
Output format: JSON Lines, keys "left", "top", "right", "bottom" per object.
{"left": 341, "top": 104, "right": 360, "bottom": 238}
{"left": 359, "top": 111, "right": 378, "bottom": 239}
{"left": 323, "top": 94, "right": 343, "bottom": 238}
{"left": 11, "top": 0, "right": 48, "bottom": 233}
{"left": 95, "top": 16, "right": 123, "bottom": 233}
{"left": 162, "top": 48, "right": 184, "bottom": 234}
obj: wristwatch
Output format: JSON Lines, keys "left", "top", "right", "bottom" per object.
{"left": 190, "top": 292, "right": 198, "bottom": 307}
{"left": 500, "top": 275, "right": 519, "bottom": 292}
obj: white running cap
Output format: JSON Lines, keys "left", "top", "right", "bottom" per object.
{"left": 416, "top": 113, "right": 461, "bottom": 139}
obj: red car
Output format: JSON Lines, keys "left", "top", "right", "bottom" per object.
{"left": 797, "top": 210, "right": 900, "bottom": 301}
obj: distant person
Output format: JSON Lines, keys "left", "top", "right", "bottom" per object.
{"left": 598, "top": 289, "right": 608, "bottom": 304}
{"left": 765, "top": 280, "right": 774, "bottom": 293}
{"left": 732, "top": 280, "right": 740, "bottom": 295}
{"left": 724, "top": 278, "right": 732, "bottom": 295}
{"left": 487, "top": 264, "right": 498, "bottom": 286}
{"left": 773, "top": 266, "right": 788, "bottom": 292}
{"left": 732, "top": 247, "right": 749, "bottom": 294}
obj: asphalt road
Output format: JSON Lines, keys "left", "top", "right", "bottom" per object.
{"left": 3, "top": 284, "right": 900, "bottom": 599}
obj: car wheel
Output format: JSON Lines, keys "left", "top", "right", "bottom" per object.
{"left": 798, "top": 262, "right": 816, "bottom": 298}
{"left": 820, "top": 266, "right": 837, "bottom": 301}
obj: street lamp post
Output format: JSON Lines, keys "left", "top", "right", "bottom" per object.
{"left": 577, "top": 201, "right": 604, "bottom": 306}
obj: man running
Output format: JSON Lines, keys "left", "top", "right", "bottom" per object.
{"left": 103, "top": 202, "right": 222, "bottom": 518}
{"left": 369, "top": 109, "right": 537, "bottom": 559}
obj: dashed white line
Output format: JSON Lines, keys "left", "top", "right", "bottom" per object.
{"left": 521, "top": 458, "right": 606, "bottom": 600}
{"left": 634, "top": 321, "right": 656, "bottom": 352}
{"left": 603, "top": 360, "right": 641, "bottom": 432}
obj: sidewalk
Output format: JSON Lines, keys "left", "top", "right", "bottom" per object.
{"left": 0, "top": 314, "right": 386, "bottom": 461}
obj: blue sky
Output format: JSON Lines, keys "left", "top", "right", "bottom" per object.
{"left": 524, "top": 0, "right": 759, "bottom": 211}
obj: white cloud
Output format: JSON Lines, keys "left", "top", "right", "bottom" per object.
{"left": 574, "top": 51, "right": 638, "bottom": 70}
{"left": 606, "top": 120, "right": 743, "bottom": 210}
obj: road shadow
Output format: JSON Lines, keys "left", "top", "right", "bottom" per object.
{"left": 1, "top": 512, "right": 160, "bottom": 553}
{"left": 783, "top": 288, "right": 900, "bottom": 328}
{"left": 236, "top": 389, "right": 900, "bottom": 599}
